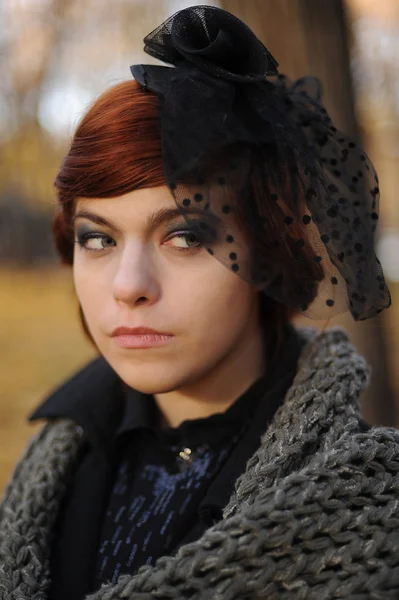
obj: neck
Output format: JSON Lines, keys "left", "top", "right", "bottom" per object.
{"left": 153, "top": 312, "right": 269, "bottom": 429}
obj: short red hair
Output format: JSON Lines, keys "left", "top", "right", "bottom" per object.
{"left": 53, "top": 79, "right": 299, "bottom": 355}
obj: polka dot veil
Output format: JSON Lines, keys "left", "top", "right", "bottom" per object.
{"left": 130, "top": 4, "right": 391, "bottom": 321}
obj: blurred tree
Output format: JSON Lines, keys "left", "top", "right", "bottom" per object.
{"left": 0, "top": 188, "right": 57, "bottom": 266}
{"left": 0, "top": 0, "right": 77, "bottom": 208}
{"left": 0, "top": 0, "right": 169, "bottom": 209}
{"left": 220, "top": 0, "right": 396, "bottom": 426}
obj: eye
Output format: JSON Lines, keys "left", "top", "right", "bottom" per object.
{"left": 166, "top": 230, "right": 202, "bottom": 251}
{"left": 75, "top": 232, "right": 115, "bottom": 252}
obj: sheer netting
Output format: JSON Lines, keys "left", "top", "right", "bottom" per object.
{"left": 130, "top": 4, "right": 391, "bottom": 321}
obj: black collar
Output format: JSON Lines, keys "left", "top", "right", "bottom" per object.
{"left": 27, "top": 356, "right": 126, "bottom": 455}
{"left": 117, "top": 384, "right": 160, "bottom": 434}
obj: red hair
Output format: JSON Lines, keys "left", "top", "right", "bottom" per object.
{"left": 53, "top": 79, "right": 303, "bottom": 356}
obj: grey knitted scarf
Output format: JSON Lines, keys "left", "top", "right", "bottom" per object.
{"left": 1, "top": 326, "right": 399, "bottom": 599}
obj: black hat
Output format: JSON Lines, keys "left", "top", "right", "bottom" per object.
{"left": 130, "top": 4, "right": 391, "bottom": 321}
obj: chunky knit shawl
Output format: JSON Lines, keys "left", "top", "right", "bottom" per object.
{"left": 1, "top": 326, "right": 399, "bottom": 600}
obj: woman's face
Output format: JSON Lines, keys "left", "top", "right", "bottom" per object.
{"left": 73, "top": 185, "right": 261, "bottom": 394}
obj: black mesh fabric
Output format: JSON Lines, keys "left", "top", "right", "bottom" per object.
{"left": 130, "top": 4, "right": 391, "bottom": 321}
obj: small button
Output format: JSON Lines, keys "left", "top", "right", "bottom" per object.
{"left": 178, "top": 447, "right": 192, "bottom": 461}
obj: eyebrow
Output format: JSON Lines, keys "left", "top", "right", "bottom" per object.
{"left": 72, "top": 205, "right": 216, "bottom": 232}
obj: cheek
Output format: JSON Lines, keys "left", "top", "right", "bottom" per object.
{"left": 73, "top": 263, "right": 90, "bottom": 305}
{"left": 73, "top": 262, "right": 104, "bottom": 327}
{"left": 175, "top": 266, "right": 254, "bottom": 350}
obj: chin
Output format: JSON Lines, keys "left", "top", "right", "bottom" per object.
{"left": 114, "top": 361, "right": 192, "bottom": 395}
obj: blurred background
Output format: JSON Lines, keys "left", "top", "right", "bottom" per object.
{"left": 0, "top": 0, "right": 398, "bottom": 492}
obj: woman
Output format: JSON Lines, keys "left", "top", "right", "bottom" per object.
{"left": 0, "top": 5, "right": 397, "bottom": 600}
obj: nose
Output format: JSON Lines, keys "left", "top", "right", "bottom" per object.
{"left": 112, "top": 242, "right": 160, "bottom": 305}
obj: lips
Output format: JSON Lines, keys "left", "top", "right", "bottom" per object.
{"left": 111, "top": 326, "right": 173, "bottom": 336}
